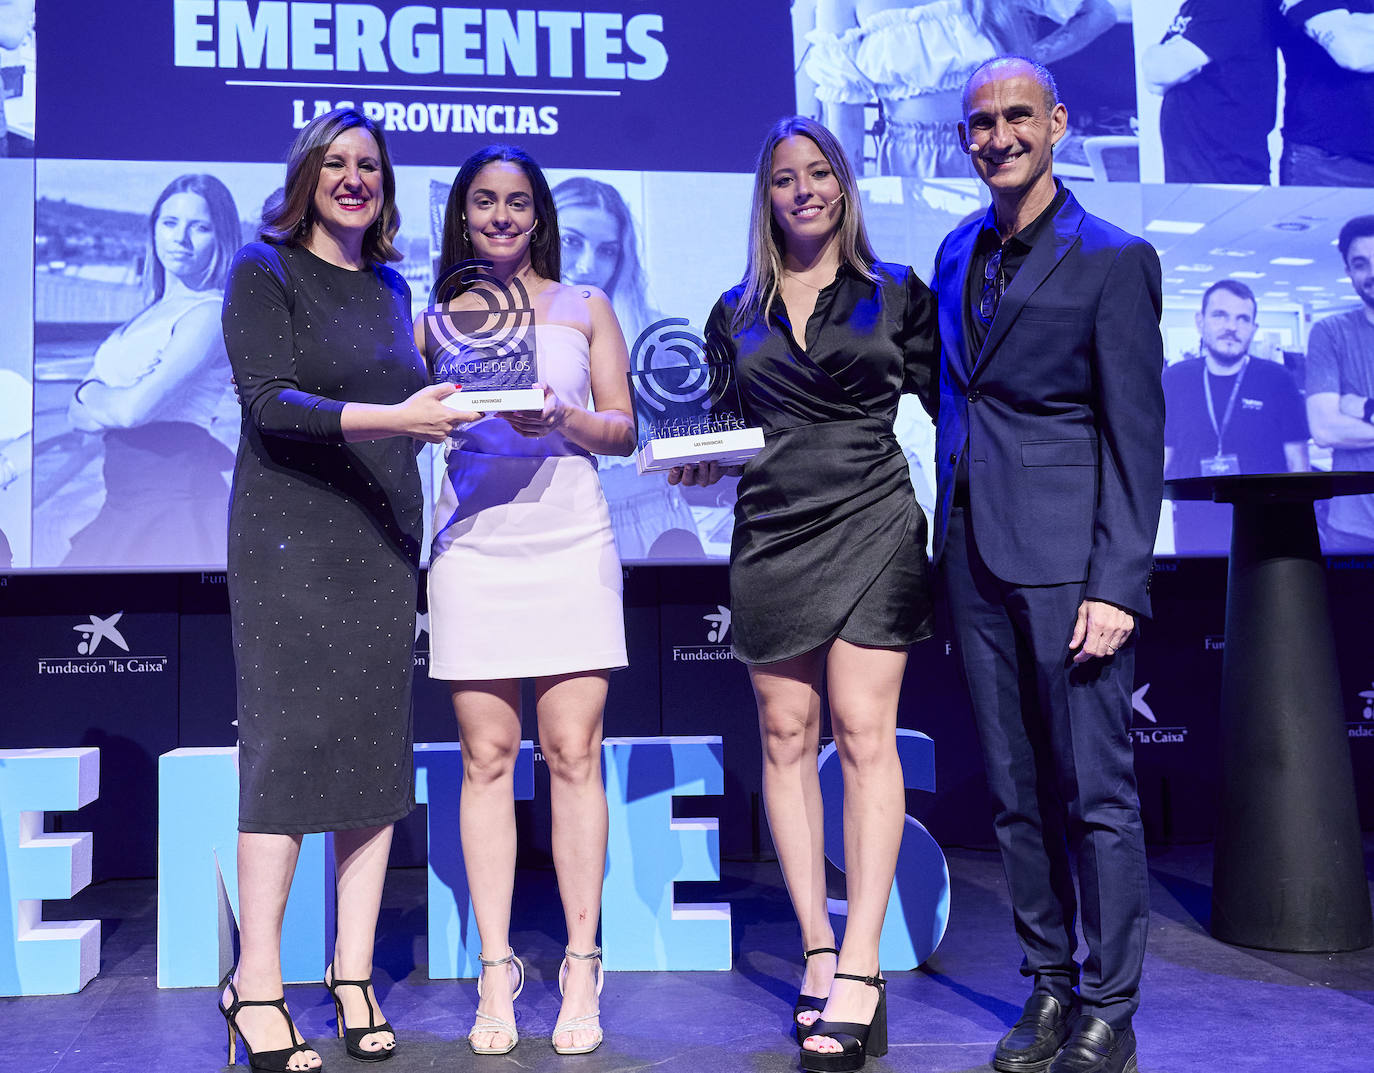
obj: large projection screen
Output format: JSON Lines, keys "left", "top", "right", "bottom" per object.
{"left": 4, "top": 0, "right": 1372, "bottom": 571}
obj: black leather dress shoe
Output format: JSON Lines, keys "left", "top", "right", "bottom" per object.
{"left": 1048, "top": 1016, "right": 1137, "bottom": 1073}
{"left": 992, "top": 992, "right": 1077, "bottom": 1073}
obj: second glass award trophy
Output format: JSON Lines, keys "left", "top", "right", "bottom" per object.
{"left": 628, "top": 319, "right": 764, "bottom": 475}
{"left": 424, "top": 260, "right": 544, "bottom": 411}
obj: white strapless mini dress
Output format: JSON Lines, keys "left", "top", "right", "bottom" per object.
{"left": 427, "top": 324, "right": 627, "bottom": 680}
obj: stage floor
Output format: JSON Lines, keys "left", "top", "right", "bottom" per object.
{"left": 4, "top": 840, "right": 1372, "bottom": 1073}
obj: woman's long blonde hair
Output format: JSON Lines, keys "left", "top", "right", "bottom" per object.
{"left": 734, "top": 116, "right": 876, "bottom": 331}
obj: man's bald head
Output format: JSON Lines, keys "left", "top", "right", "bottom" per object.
{"left": 961, "top": 56, "right": 1059, "bottom": 119}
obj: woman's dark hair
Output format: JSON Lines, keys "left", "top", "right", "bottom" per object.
{"left": 440, "top": 144, "right": 560, "bottom": 279}
{"left": 259, "top": 108, "right": 402, "bottom": 264}
{"left": 143, "top": 173, "right": 241, "bottom": 305}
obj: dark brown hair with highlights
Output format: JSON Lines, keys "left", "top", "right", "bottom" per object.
{"left": 259, "top": 108, "right": 402, "bottom": 264}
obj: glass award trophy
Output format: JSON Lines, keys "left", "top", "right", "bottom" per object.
{"left": 423, "top": 260, "right": 543, "bottom": 411}
{"left": 628, "top": 319, "right": 764, "bottom": 475}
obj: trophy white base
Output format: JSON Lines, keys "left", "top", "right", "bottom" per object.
{"left": 635, "top": 427, "right": 764, "bottom": 475}
{"left": 443, "top": 387, "right": 545, "bottom": 412}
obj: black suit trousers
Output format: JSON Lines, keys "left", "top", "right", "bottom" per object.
{"left": 942, "top": 507, "right": 1148, "bottom": 1026}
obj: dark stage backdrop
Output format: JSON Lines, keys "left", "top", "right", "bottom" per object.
{"left": 3, "top": 560, "right": 1374, "bottom": 882}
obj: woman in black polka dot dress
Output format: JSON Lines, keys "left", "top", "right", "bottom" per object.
{"left": 218, "top": 109, "right": 473, "bottom": 1072}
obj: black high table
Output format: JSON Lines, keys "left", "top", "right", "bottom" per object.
{"left": 1165, "top": 472, "right": 1373, "bottom": 952}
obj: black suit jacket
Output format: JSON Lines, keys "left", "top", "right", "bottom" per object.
{"left": 931, "top": 188, "right": 1165, "bottom": 617}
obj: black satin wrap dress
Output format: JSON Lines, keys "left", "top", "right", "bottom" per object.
{"left": 705, "top": 261, "right": 939, "bottom": 664}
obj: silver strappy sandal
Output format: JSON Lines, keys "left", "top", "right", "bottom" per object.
{"left": 468, "top": 949, "right": 524, "bottom": 1056}
{"left": 551, "top": 946, "right": 604, "bottom": 1055}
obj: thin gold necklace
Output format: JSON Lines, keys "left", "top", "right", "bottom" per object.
{"left": 782, "top": 268, "right": 835, "bottom": 291}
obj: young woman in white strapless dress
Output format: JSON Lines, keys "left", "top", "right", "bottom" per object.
{"left": 416, "top": 144, "right": 634, "bottom": 1059}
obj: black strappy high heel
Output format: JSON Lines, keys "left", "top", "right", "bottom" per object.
{"left": 799, "top": 971, "right": 887, "bottom": 1072}
{"left": 793, "top": 946, "right": 840, "bottom": 1044}
{"left": 324, "top": 964, "right": 396, "bottom": 1063}
{"left": 218, "top": 971, "right": 321, "bottom": 1072}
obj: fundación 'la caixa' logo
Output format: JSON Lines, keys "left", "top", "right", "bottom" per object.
{"left": 1129, "top": 682, "right": 1188, "bottom": 745}
{"left": 1350, "top": 682, "right": 1374, "bottom": 740}
{"left": 36, "top": 612, "right": 169, "bottom": 676}
{"left": 671, "top": 605, "right": 735, "bottom": 663}
{"left": 413, "top": 610, "right": 430, "bottom": 670}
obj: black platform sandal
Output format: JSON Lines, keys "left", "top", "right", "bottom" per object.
{"left": 324, "top": 964, "right": 396, "bottom": 1063}
{"left": 793, "top": 946, "right": 839, "bottom": 1044}
{"left": 799, "top": 971, "right": 887, "bottom": 1072}
{"left": 218, "top": 972, "right": 322, "bottom": 1072}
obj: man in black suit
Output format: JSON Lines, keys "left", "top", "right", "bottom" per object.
{"left": 931, "top": 57, "right": 1165, "bottom": 1073}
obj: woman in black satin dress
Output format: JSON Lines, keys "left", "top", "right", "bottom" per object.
{"left": 672, "top": 115, "right": 937, "bottom": 1072}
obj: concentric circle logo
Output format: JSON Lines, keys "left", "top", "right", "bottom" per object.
{"left": 630, "top": 317, "right": 732, "bottom": 414}
{"left": 425, "top": 259, "right": 536, "bottom": 387}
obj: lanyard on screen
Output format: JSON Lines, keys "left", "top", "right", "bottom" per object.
{"left": 1203, "top": 356, "right": 1249, "bottom": 458}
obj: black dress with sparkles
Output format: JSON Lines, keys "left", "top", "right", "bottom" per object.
{"left": 222, "top": 242, "right": 426, "bottom": 834}
{"left": 705, "top": 262, "right": 938, "bottom": 664}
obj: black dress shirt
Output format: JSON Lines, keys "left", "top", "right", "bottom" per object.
{"left": 963, "top": 185, "right": 1070, "bottom": 362}
{"left": 955, "top": 184, "right": 1069, "bottom": 501}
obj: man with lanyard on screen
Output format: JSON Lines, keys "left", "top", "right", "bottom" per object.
{"left": 1277, "top": 0, "right": 1374, "bottom": 184}
{"left": 1163, "top": 280, "right": 1309, "bottom": 554}
{"left": 1142, "top": 0, "right": 1279, "bottom": 183}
